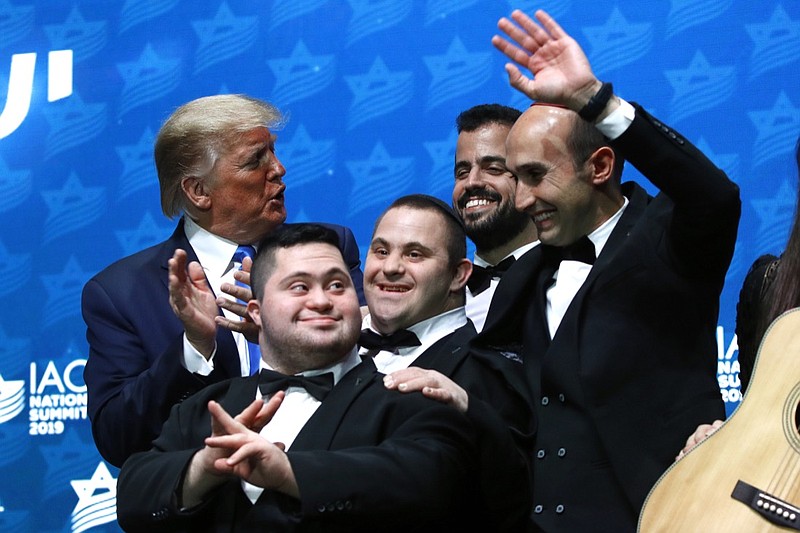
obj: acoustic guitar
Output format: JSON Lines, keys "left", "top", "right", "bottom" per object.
{"left": 638, "top": 308, "right": 800, "bottom": 532}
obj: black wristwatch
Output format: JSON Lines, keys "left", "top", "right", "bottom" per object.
{"left": 578, "top": 81, "right": 613, "bottom": 122}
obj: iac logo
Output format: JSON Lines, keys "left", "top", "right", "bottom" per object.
{"left": 0, "top": 50, "right": 73, "bottom": 139}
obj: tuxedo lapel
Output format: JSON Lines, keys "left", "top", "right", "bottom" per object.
{"left": 291, "top": 359, "right": 380, "bottom": 450}
{"left": 517, "top": 261, "right": 558, "bottom": 401}
{"left": 589, "top": 182, "right": 647, "bottom": 275}
{"left": 412, "top": 323, "right": 476, "bottom": 376}
{"left": 553, "top": 183, "right": 649, "bottom": 325}
{"left": 217, "top": 374, "right": 261, "bottom": 419}
{"left": 535, "top": 248, "right": 560, "bottom": 334}
{"left": 158, "top": 219, "right": 198, "bottom": 291}
{"left": 546, "top": 183, "right": 650, "bottom": 364}
{"left": 480, "top": 246, "right": 542, "bottom": 344}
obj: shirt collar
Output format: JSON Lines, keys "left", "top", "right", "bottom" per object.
{"left": 473, "top": 240, "right": 540, "bottom": 268}
{"left": 183, "top": 216, "right": 244, "bottom": 278}
{"left": 260, "top": 347, "right": 361, "bottom": 386}
{"left": 587, "top": 196, "right": 629, "bottom": 258}
{"left": 361, "top": 306, "right": 467, "bottom": 351}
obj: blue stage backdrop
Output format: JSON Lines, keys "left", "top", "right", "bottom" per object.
{"left": 1, "top": 0, "right": 798, "bottom": 531}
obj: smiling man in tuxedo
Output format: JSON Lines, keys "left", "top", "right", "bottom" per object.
{"left": 469, "top": 9, "right": 741, "bottom": 531}
{"left": 361, "top": 195, "right": 529, "bottom": 427}
{"left": 452, "top": 104, "right": 539, "bottom": 331}
{"left": 360, "top": 194, "right": 535, "bottom": 530}
{"left": 116, "top": 223, "right": 482, "bottom": 532}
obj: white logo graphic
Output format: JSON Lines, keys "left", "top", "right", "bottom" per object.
{"left": 28, "top": 359, "right": 87, "bottom": 435}
{"left": 70, "top": 462, "right": 117, "bottom": 533}
{"left": 0, "top": 374, "right": 25, "bottom": 424}
{"left": 716, "top": 325, "right": 741, "bottom": 404}
{"left": 0, "top": 50, "right": 73, "bottom": 139}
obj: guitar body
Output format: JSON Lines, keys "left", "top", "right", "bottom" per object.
{"left": 639, "top": 309, "right": 800, "bottom": 532}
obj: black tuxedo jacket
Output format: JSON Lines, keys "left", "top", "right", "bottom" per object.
{"left": 408, "top": 322, "right": 535, "bottom": 530}
{"left": 117, "top": 358, "right": 481, "bottom": 532}
{"left": 82, "top": 219, "right": 365, "bottom": 467}
{"left": 474, "top": 104, "right": 740, "bottom": 531}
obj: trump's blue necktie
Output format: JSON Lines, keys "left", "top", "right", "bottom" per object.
{"left": 233, "top": 245, "right": 260, "bottom": 375}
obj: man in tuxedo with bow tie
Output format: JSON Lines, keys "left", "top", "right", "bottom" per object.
{"left": 452, "top": 104, "right": 539, "bottom": 331}
{"left": 470, "top": 9, "right": 741, "bottom": 531}
{"left": 81, "top": 94, "right": 365, "bottom": 468}
{"left": 360, "top": 194, "right": 530, "bottom": 422}
{"left": 360, "top": 194, "right": 534, "bottom": 530}
{"left": 117, "top": 223, "right": 504, "bottom": 532}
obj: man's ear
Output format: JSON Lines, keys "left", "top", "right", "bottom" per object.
{"left": 450, "top": 258, "right": 473, "bottom": 293}
{"left": 181, "top": 176, "right": 212, "bottom": 210}
{"left": 588, "top": 146, "right": 616, "bottom": 186}
{"left": 247, "top": 300, "right": 261, "bottom": 326}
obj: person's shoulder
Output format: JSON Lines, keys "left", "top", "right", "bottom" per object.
{"left": 377, "top": 382, "right": 470, "bottom": 421}
{"left": 88, "top": 229, "right": 179, "bottom": 285}
{"left": 311, "top": 221, "right": 351, "bottom": 237}
{"left": 740, "top": 253, "right": 780, "bottom": 297}
{"left": 460, "top": 341, "right": 529, "bottom": 400}
{"left": 192, "top": 375, "right": 242, "bottom": 400}
{"left": 351, "top": 360, "right": 463, "bottom": 413}
{"left": 305, "top": 221, "right": 360, "bottom": 255}
{"left": 445, "top": 321, "right": 478, "bottom": 343}
{"left": 173, "top": 376, "right": 247, "bottom": 414}
{"left": 408, "top": 322, "right": 476, "bottom": 375}
{"left": 95, "top": 242, "right": 166, "bottom": 274}
{"left": 747, "top": 253, "right": 780, "bottom": 276}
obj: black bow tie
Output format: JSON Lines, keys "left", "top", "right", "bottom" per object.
{"left": 561, "top": 236, "right": 596, "bottom": 264}
{"left": 359, "top": 328, "right": 421, "bottom": 353}
{"left": 467, "top": 255, "right": 517, "bottom": 295}
{"left": 258, "top": 369, "right": 335, "bottom": 401}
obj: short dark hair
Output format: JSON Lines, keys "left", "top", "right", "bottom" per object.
{"left": 251, "top": 224, "right": 342, "bottom": 301}
{"left": 455, "top": 103, "right": 521, "bottom": 133}
{"left": 373, "top": 194, "right": 466, "bottom": 268}
{"left": 567, "top": 113, "right": 625, "bottom": 180}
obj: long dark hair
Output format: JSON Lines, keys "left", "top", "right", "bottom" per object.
{"left": 760, "top": 137, "right": 800, "bottom": 335}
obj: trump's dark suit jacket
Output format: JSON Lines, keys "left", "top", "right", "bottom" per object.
{"left": 82, "top": 219, "right": 365, "bottom": 467}
{"left": 473, "top": 103, "right": 740, "bottom": 532}
{"left": 116, "top": 358, "right": 481, "bottom": 533}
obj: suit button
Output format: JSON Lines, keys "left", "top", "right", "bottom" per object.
{"left": 317, "top": 505, "right": 326, "bottom": 513}
{"left": 336, "top": 501, "right": 345, "bottom": 511}
{"left": 536, "top": 449, "right": 546, "bottom": 459}
{"left": 558, "top": 393, "right": 565, "bottom": 402}
{"left": 534, "top": 505, "right": 544, "bottom": 514}
{"left": 557, "top": 447, "right": 566, "bottom": 457}
{"left": 541, "top": 396, "right": 549, "bottom": 406}
{"left": 326, "top": 503, "right": 336, "bottom": 512}
{"left": 345, "top": 500, "right": 353, "bottom": 510}
{"left": 556, "top": 504, "right": 565, "bottom": 514}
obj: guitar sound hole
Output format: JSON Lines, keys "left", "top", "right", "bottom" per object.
{"left": 795, "top": 404, "right": 800, "bottom": 434}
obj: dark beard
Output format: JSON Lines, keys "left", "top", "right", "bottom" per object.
{"left": 463, "top": 199, "right": 531, "bottom": 252}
